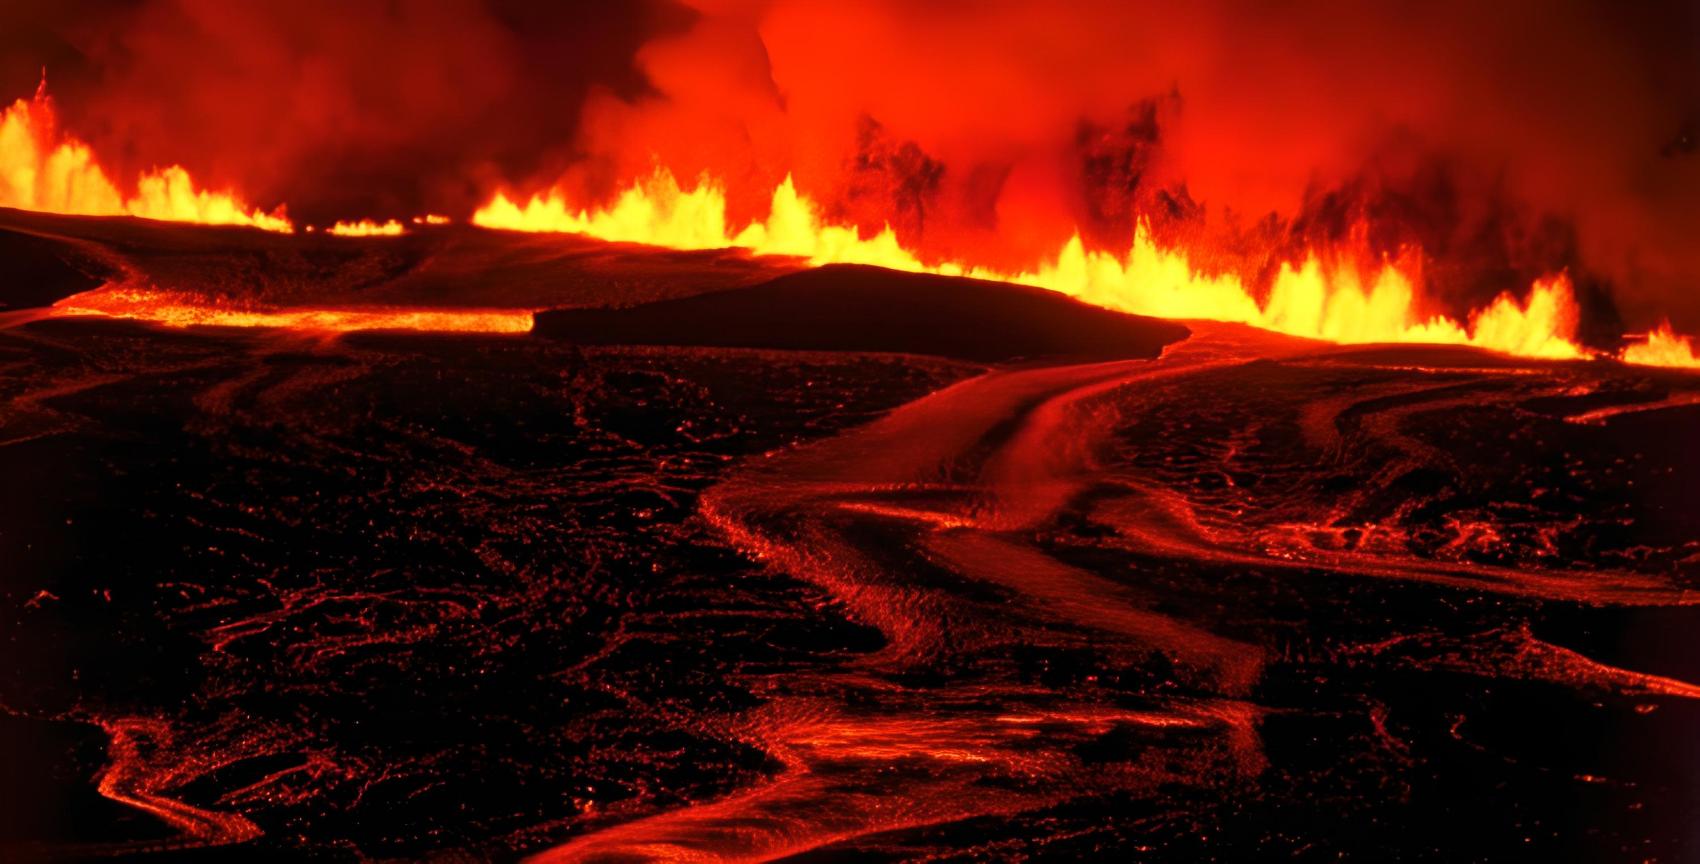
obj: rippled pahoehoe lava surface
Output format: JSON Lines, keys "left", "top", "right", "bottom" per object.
{"left": 2, "top": 295, "right": 1699, "bottom": 860}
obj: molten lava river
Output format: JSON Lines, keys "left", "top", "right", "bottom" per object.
{"left": 2, "top": 224, "right": 1698, "bottom": 861}
{"left": 5, "top": 0, "right": 1700, "bottom": 854}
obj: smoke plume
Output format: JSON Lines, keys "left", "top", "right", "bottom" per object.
{"left": 2, "top": 0, "right": 1697, "bottom": 329}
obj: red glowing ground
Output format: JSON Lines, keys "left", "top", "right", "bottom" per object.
{"left": 1, "top": 216, "right": 1698, "bottom": 861}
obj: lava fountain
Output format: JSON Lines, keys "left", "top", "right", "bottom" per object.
{"left": 2, "top": 7, "right": 1700, "bottom": 858}
{"left": 475, "top": 169, "right": 1597, "bottom": 361}
{"left": 1, "top": 80, "right": 292, "bottom": 232}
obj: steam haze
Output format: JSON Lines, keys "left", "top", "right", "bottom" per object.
{"left": 1, "top": 0, "right": 1696, "bottom": 329}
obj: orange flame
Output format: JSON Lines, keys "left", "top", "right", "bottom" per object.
{"left": 475, "top": 170, "right": 1587, "bottom": 360}
{"left": 1, "top": 77, "right": 1693, "bottom": 364}
{"left": 0, "top": 85, "right": 291, "bottom": 232}
{"left": 328, "top": 219, "right": 405, "bottom": 237}
{"left": 1622, "top": 323, "right": 1700, "bottom": 369}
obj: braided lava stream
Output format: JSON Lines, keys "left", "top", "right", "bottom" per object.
{"left": 528, "top": 324, "right": 1700, "bottom": 862}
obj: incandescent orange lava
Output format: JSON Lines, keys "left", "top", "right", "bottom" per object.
{"left": 47, "top": 284, "right": 533, "bottom": 334}
{"left": 327, "top": 219, "right": 406, "bottom": 237}
{"left": 1, "top": 79, "right": 1697, "bottom": 366}
{"left": 475, "top": 169, "right": 1598, "bottom": 362}
{"left": 1621, "top": 323, "right": 1700, "bottom": 369}
{"left": 1, "top": 82, "right": 291, "bottom": 233}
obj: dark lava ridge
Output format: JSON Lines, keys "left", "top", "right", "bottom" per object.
{"left": 535, "top": 264, "right": 1191, "bottom": 363}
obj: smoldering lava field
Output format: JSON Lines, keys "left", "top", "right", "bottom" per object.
{"left": 2, "top": 210, "right": 1699, "bottom": 862}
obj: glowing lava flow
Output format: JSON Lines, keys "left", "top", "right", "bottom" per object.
{"left": 94, "top": 718, "right": 262, "bottom": 850}
{"left": 0, "top": 83, "right": 291, "bottom": 232}
{"left": 1622, "top": 323, "right": 1700, "bottom": 369}
{"left": 47, "top": 285, "right": 532, "bottom": 334}
{"left": 328, "top": 219, "right": 406, "bottom": 237}
{"left": 473, "top": 171, "right": 1641, "bottom": 364}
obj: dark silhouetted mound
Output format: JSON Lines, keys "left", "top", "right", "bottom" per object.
{"left": 535, "top": 264, "right": 1190, "bottom": 362}
{"left": 0, "top": 218, "right": 114, "bottom": 309}
{"left": 0, "top": 207, "right": 798, "bottom": 311}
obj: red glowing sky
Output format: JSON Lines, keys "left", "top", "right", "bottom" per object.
{"left": 3, "top": 0, "right": 1698, "bottom": 328}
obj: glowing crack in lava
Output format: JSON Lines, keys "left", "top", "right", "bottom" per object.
{"left": 475, "top": 169, "right": 1596, "bottom": 362}
{"left": 0, "top": 83, "right": 292, "bottom": 233}
{"left": 46, "top": 285, "right": 533, "bottom": 334}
